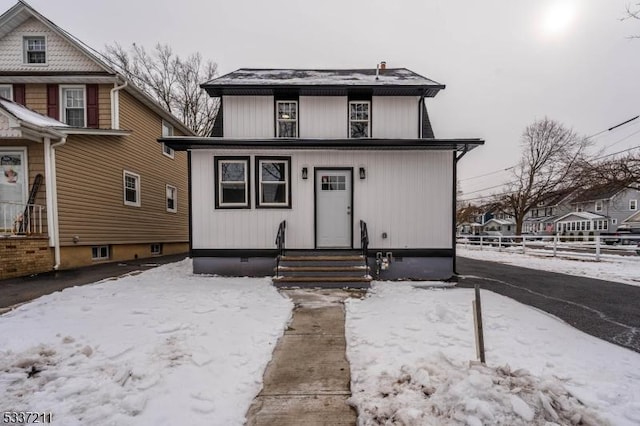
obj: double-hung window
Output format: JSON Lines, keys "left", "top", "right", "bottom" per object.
{"left": 276, "top": 101, "right": 297, "bottom": 137}
{"left": 349, "top": 101, "right": 370, "bottom": 138}
{"left": 0, "top": 85, "right": 12, "bottom": 100}
{"left": 256, "top": 157, "right": 290, "bottom": 208}
{"left": 594, "top": 200, "right": 603, "bottom": 212}
{"left": 123, "top": 170, "right": 141, "bottom": 207}
{"left": 630, "top": 199, "right": 638, "bottom": 211}
{"left": 162, "top": 120, "right": 175, "bottom": 158}
{"left": 215, "top": 157, "right": 250, "bottom": 208}
{"left": 61, "top": 86, "right": 86, "bottom": 127}
{"left": 23, "top": 36, "right": 46, "bottom": 64}
{"left": 166, "top": 185, "right": 177, "bottom": 213}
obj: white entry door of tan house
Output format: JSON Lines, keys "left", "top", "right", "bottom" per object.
{"left": 315, "top": 168, "right": 352, "bottom": 248}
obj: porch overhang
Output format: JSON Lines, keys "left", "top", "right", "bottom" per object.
{"left": 159, "top": 137, "right": 484, "bottom": 153}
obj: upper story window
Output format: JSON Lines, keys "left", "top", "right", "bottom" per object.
{"left": 60, "top": 86, "right": 86, "bottom": 127}
{"left": 0, "top": 85, "right": 12, "bottom": 100}
{"left": 630, "top": 199, "right": 638, "bottom": 211}
{"left": 276, "top": 101, "right": 297, "bottom": 137}
{"left": 594, "top": 200, "right": 603, "bottom": 212}
{"left": 349, "top": 101, "right": 370, "bottom": 138}
{"left": 24, "top": 36, "right": 46, "bottom": 64}
{"left": 123, "top": 170, "right": 141, "bottom": 207}
{"left": 162, "top": 120, "right": 175, "bottom": 158}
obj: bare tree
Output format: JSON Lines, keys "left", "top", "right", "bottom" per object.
{"left": 622, "top": 3, "right": 640, "bottom": 37}
{"left": 494, "top": 118, "right": 591, "bottom": 235}
{"left": 103, "top": 43, "right": 219, "bottom": 136}
{"left": 577, "top": 153, "right": 640, "bottom": 189}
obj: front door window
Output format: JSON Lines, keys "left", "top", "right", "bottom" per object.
{"left": 1, "top": 149, "right": 27, "bottom": 205}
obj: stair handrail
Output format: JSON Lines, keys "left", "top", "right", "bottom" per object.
{"left": 275, "top": 220, "right": 286, "bottom": 277}
{"left": 360, "top": 220, "right": 369, "bottom": 259}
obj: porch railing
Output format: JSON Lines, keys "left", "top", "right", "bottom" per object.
{"left": 360, "top": 220, "right": 369, "bottom": 259}
{"left": 275, "top": 220, "right": 286, "bottom": 277}
{"left": 1, "top": 202, "right": 45, "bottom": 236}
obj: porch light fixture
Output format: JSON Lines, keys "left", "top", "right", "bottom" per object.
{"left": 359, "top": 167, "right": 366, "bottom": 179}
{"left": 301, "top": 167, "right": 308, "bottom": 179}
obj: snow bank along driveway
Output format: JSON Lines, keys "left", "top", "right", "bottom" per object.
{"left": 346, "top": 282, "right": 640, "bottom": 426}
{"left": 0, "top": 260, "right": 292, "bottom": 426}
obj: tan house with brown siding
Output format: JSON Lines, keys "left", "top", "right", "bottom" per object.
{"left": 0, "top": 1, "right": 192, "bottom": 279}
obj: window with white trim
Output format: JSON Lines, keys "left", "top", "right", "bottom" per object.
{"left": 151, "top": 243, "right": 162, "bottom": 255}
{"left": 612, "top": 218, "right": 618, "bottom": 225}
{"left": 91, "top": 245, "right": 109, "bottom": 260}
{"left": 166, "top": 184, "right": 177, "bottom": 213}
{"left": 60, "top": 86, "right": 86, "bottom": 127}
{"left": 0, "top": 85, "right": 12, "bottom": 100}
{"left": 215, "top": 157, "right": 249, "bottom": 208}
{"left": 162, "top": 120, "right": 175, "bottom": 158}
{"left": 276, "top": 101, "right": 297, "bottom": 137}
{"left": 123, "top": 171, "right": 141, "bottom": 207}
{"left": 256, "top": 157, "right": 290, "bottom": 208}
{"left": 594, "top": 200, "right": 603, "bottom": 212}
{"left": 630, "top": 199, "right": 638, "bottom": 211}
{"left": 23, "top": 36, "right": 46, "bottom": 64}
{"left": 349, "top": 101, "right": 370, "bottom": 138}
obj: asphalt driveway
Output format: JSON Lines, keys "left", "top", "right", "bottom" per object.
{"left": 456, "top": 256, "right": 640, "bottom": 353}
{"left": 0, "top": 254, "right": 188, "bottom": 311}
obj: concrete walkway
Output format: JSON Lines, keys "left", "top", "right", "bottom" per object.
{"left": 246, "top": 289, "right": 363, "bottom": 426}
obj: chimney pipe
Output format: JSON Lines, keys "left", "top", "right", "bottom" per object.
{"left": 380, "top": 61, "right": 386, "bottom": 71}
{"left": 375, "top": 63, "right": 379, "bottom": 80}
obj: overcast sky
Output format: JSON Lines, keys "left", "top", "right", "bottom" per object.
{"left": 7, "top": 0, "right": 640, "bottom": 199}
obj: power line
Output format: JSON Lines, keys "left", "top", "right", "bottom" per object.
{"left": 460, "top": 166, "right": 514, "bottom": 182}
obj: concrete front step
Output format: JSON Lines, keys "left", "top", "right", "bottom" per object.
{"left": 272, "top": 276, "right": 371, "bottom": 289}
{"left": 280, "top": 255, "right": 364, "bottom": 262}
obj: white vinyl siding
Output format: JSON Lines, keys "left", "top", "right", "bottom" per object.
{"left": 372, "top": 96, "right": 420, "bottom": 138}
{"left": 191, "top": 150, "right": 453, "bottom": 249}
{"left": 223, "top": 95, "right": 274, "bottom": 138}
{"left": 299, "top": 96, "right": 347, "bottom": 138}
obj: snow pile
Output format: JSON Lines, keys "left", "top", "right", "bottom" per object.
{"left": 346, "top": 282, "right": 640, "bottom": 426}
{"left": 458, "top": 246, "right": 640, "bottom": 287}
{"left": 354, "top": 356, "right": 604, "bottom": 425}
{"left": 0, "top": 260, "right": 292, "bottom": 426}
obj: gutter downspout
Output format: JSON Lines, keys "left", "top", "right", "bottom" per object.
{"left": 110, "top": 79, "right": 128, "bottom": 130}
{"left": 50, "top": 137, "right": 67, "bottom": 270}
{"left": 453, "top": 146, "right": 469, "bottom": 276}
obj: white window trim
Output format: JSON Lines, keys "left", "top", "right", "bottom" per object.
{"left": 162, "top": 120, "right": 175, "bottom": 159}
{"left": 275, "top": 100, "right": 298, "bottom": 138}
{"left": 257, "top": 158, "right": 290, "bottom": 208}
{"left": 0, "top": 84, "right": 13, "bottom": 101}
{"left": 150, "top": 243, "right": 162, "bottom": 255}
{"left": 23, "top": 35, "right": 48, "bottom": 66}
{"left": 349, "top": 100, "right": 371, "bottom": 138}
{"left": 612, "top": 218, "right": 618, "bottom": 225}
{"left": 217, "top": 159, "right": 249, "bottom": 208}
{"left": 123, "top": 170, "right": 141, "bottom": 207}
{"left": 60, "top": 85, "right": 87, "bottom": 127}
{"left": 594, "top": 200, "right": 603, "bottom": 212}
{"left": 630, "top": 199, "right": 638, "bottom": 211}
{"left": 166, "top": 184, "right": 177, "bottom": 213}
{"left": 91, "top": 245, "right": 109, "bottom": 260}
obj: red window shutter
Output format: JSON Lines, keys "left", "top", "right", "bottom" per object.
{"left": 13, "top": 84, "right": 26, "bottom": 105}
{"left": 46, "top": 84, "right": 59, "bottom": 119}
{"left": 86, "top": 84, "right": 99, "bottom": 128}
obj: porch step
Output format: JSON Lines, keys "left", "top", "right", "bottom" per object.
{"left": 274, "top": 252, "right": 371, "bottom": 289}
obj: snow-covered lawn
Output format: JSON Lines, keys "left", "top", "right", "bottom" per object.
{"left": 0, "top": 259, "right": 292, "bottom": 426}
{"left": 346, "top": 283, "right": 640, "bottom": 426}
{"left": 458, "top": 245, "right": 640, "bottom": 287}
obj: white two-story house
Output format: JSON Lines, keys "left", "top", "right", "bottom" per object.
{"left": 162, "top": 67, "right": 483, "bottom": 284}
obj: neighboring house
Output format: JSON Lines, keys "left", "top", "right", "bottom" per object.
{"left": 522, "top": 189, "right": 574, "bottom": 235}
{"left": 162, "top": 67, "right": 483, "bottom": 282}
{"left": 556, "top": 182, "right": 640, "bottom": 235}
{"left": 621, "top": 210, "right": 640, "bottom": 232}
{"left": 0, "top": 1, "right": 192, "bottom": 279}
{"left": 481, "top": 218, "right": 515, "bottom": 236}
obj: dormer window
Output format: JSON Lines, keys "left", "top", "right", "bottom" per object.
{"left": 23, "top": 36, "right": 46, "bottom": 64}
{"left": 276, "top": 101, "right": 297, "bottom": 137}
{"left": 349, "top": 101, "right": 370, "bottom": 138}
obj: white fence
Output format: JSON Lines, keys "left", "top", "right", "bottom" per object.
{"left": 0, "top": 202, "right": 44, "bottom": 236}
{"left": 457, "top": 234, "right": 640, "bottom": 261}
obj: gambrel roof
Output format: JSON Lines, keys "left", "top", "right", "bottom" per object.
{"left": 202, "top": 68, "right": 445, "bottom": 97}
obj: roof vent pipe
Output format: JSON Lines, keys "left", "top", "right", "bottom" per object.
{"left": 375, "top": 63, "right": 379, "bottom": 80}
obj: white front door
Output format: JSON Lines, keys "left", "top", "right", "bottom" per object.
{"left": 315, "top": 169, "right": 352, "bottom": 248}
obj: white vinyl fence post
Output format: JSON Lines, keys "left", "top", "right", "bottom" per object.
{"left": 595, "top": 235, "right": 601, "bottom": 262}
{"left": 522, "top": 235, "right": 526, "bottom": 254}
{"left": 553, "top": 235, "right": 558, "bottom": 257}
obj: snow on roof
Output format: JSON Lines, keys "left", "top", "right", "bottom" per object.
{"left": 555, "top": 211, "right": 606, "bottom": 222}
{"left": 484, "top": 218, "right": 515, "bottom": 226}
{"left": 0, "top": 97, "right": 68, "bottom": 128}
{"left": 203, "top": 68, "right": 443, "bottom": 87}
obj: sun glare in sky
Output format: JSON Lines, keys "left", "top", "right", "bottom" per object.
{"left": 540, "top": 1, "right": 577, "bottom": 38}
